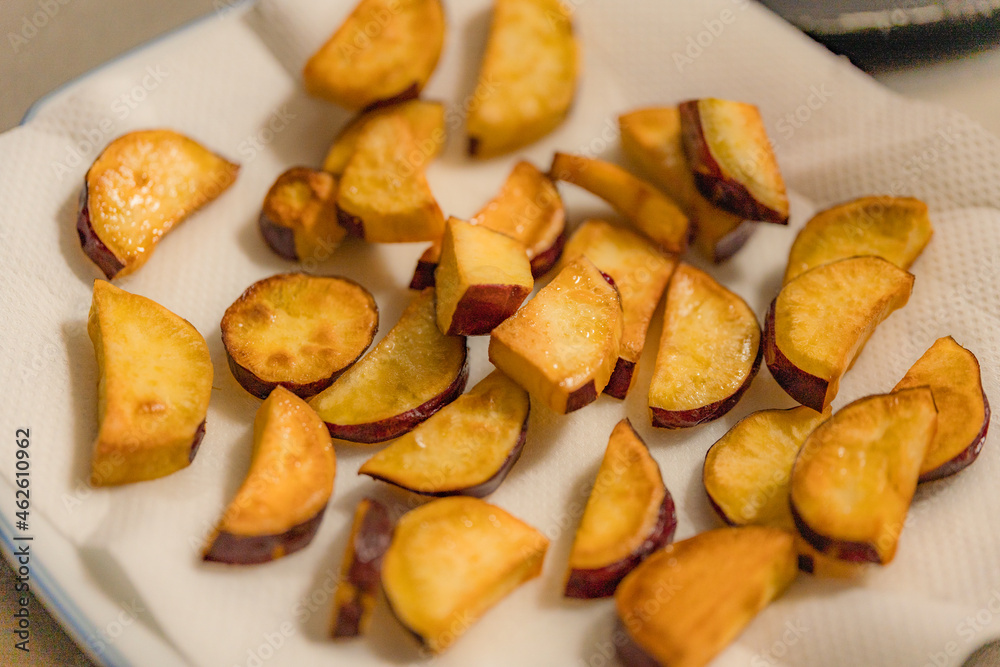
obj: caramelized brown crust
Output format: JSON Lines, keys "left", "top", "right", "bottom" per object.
{"left": 79, "top": 129, "right": 238, "bottom": 278}
{"left": 221, "top": 273, "right": 378, "bottom": 399}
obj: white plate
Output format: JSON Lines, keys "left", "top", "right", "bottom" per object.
{"left": 3, "top": 1, "right": 1000, "bottom": 666}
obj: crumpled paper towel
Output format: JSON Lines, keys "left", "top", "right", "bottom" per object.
{"left": 1, "top": 0, "right": 999, "bottom": 665}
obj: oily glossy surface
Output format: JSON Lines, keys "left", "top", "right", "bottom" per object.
{"left": 558, "top": 219, "right": 676, "bottom": 398}
{"left": 765, "top": 256, "right": 914, "bottom": 412}
{"left": 80, "top": 129, "right": 238, "bottom": 278}
{"left": 489, "top": 257, "right": 623, "bottom": 414}
{"left": 790, "top": 388, "right": 937, "bottom": 564}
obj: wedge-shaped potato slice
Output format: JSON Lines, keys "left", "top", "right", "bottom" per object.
{"left": 435, "top": 218, "right": 533, "bottom": 336}
{"left": 558, "top": 220, "right": 676, "bottom": 398}
{"left": 322, "top": 100, "right": 446, "bottom": 176}
{"left": 784, "top": 196, "right": 933, "bottom": 284}
{"left": 489, "top": 257, "right": 623, "bottom": 414}
{"left": 615, "top": 527, "right": 797, "bottom": 667}
{"left": 649, "top": 264, "right": 761, "bottom": 428}
{"left": 382, "top": 496, "right": 548, "bottom": 653}
{"left": 203, "top": 387, "right": 335, "bottom": 564}
{"left": 466, "top": 0, "right": 577, "bottom": 158}
{"left": 78, "top": 130, "right": 238, "bottom": 279}
{"left": 619, "top": 107, "right": 757, "bottom": 263}
{"left": 330, "top": 498, "right": 393, "bottom": 638}
{"left": 679, "top": 99, "right": 789, "bottom": 225}
{"left": 765, "top": 256, "right": 914, "bottom": 412}
{"left": 303, "top": 0, "right": 445, "bottom": 111}
{"left": 309, "top": 288, "right": 468, "bottom": 443}
{"left": 258, "top": 167, "right": 345, "bottom": 262}
{"left": 893, "top": 336, "right": 989, "bottom": 482}
{"left": 549, "top": 153, "right": 689, "bottom": 254}
{"left": 704, "top": 406, "right": 829, "bottom": 530}
{"left": 221, "top": 273, "right": 378, "bottom": 399}
{"left": 701, "top": 406, "right": 861, "bottom": 577}
{"left": 204, "top": 387, "right": 337, "bottom": 565}
{"left": 791, "top": 388, "right": 937, "bottom": 565}
{"left": 337, "top": 115, "right": 445, "bottom": 242}
{"left": 88, "top": 280, "right": 212, "bottom": 486}
{"left": 360, "top": 370, "right": 529, "bottom": 496}
{"left": 410, "top": 161, "right": 566, "bottom": 289}
{"left": 565, "top": 420, "right": 676, "bottom": 599}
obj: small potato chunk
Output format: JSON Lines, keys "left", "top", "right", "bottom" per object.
{"left": 791, "top": 388, "right": 937, "bottom": 565}
{"left": 549, "top": 152, "right": 689, "bottom": 254}
{"left": 489, "top": 257, "right": 623, "bottom": 414}
{"left": 337, "top": 115, "right": 445, "bottom": 243}
{"left": 893, "top": 336, "right": 989, "bottom": 481}
{"left": 615, "top": 527, "right": 797, "bottom": 667}
{"left": 359, "top": 370, "right": 529, "bottom": 497}
{"left": 258, "top": 167, "right": 345, "bottom": 262}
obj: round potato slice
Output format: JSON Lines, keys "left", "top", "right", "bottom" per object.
{"left": 221, "top": 273, "right": 378, "bottom": 399}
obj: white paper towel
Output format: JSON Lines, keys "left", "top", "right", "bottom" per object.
{"left": 1, "top": 0, "right": 999, "bottom": 665}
